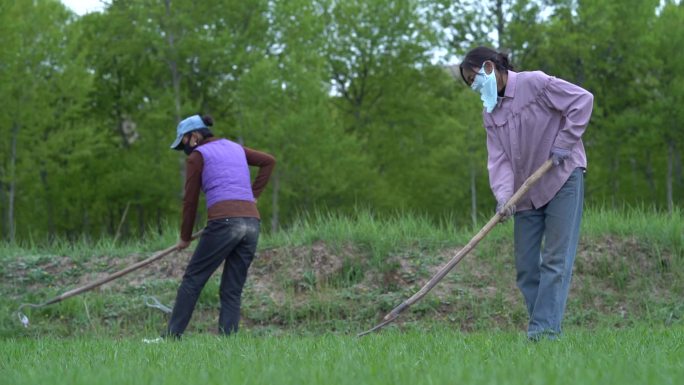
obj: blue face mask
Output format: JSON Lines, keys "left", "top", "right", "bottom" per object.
{"left": 471, "top": 62, "right": 498, "bottom": 113}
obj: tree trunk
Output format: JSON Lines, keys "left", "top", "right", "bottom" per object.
{"left": 137, "top": 203, "right": 145, "bottom": 237}
{"left": 162, "top": 0, "right": 185, "bottom": 198}
{"left": 676, "top": 145, "right": 683, "bottom": 184}
{"left": 611, "top": 156, "right": 619, "bottom": 208}
{"left": 271, "top": 170, "right": 280, "bottom": 233}
{"left": 8, "top": 122, "right": 19, "bottom": 243}
{"left": 107, "top": 206, "right": 114, "bottom": 235}
{"left": 114, "top": 202, "right": 130, "bottom": 243}
{"left": 39, "top": 167, "right": 55, "bottom": 240}
{"left": 0, "top": 179, "right": 5, "bottom": 239}
{"left": 629, "top": 156, "right": 638, "bottom": 196}
{"left": 470, "top": 163, "right": 477, "bottom": 229}
{"left": 163, "top": 0, "right": 182, "bottom": 122}
{"left": 82, "top": 206, "right": 90, "bottom": 242}
{"left": 644, "top": 153, "right": 656, "bottom": 202}
{"left": 494, "top": 0, "right": 504, "bottom": 49}
{"left": 120, "top": 205, "right": 129, "bottom": 240}
{"left": 675, "top": 145, "right": 682, "bottom": 206}
{"left": 667, "top": 142, "right": 674, "bottom": 215}
{"left": 157, "top": 207, "right": 163, "bottom": 235}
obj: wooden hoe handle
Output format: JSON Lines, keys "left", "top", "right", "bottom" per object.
{"left": 18, "top": 231, "right": 203, "bottom": 312}
{"left": 357, "top": 159, "right": 554, "bottom": 337}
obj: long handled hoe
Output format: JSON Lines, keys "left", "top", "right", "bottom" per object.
{"left": 358, "top": 159, "right": 554, "bottom": 337}
{"left": 15, "top": 231, "right": 202, "bottom": 327}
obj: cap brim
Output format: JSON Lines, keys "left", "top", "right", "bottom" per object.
{"left": 170, "top": 134, "right": 183, "bottom": 150}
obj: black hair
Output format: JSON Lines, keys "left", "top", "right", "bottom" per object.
{"left": 459, "top": 46, "right": 514, "bottom": 85}
{"left": 191, "top": 114, "right": 215, "bottom": 138}
{"left": 200, "top": 114, "right": 214, "bottom": 127}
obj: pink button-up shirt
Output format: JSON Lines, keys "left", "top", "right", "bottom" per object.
{"left": 483, "top": 70, "right": 593, "bottom": 211}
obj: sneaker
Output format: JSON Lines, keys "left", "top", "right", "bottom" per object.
{"left": 528, "top": 330, "right": 560, "bottom": 342}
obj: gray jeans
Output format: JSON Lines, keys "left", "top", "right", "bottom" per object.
{"left": 513, "top": 168, "right": 584, "bottom": 339}
{"left": 167, "top": 217, "right": 260, "bottom": 337}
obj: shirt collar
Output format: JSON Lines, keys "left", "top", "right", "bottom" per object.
{"left": 503, "top": 70, "right": 517, "bottom": 98}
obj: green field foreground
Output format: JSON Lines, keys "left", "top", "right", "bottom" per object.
{"left": 2, "top": 327, "right": 682, "bottom": 385}
{"left": 0, "top": 208, "right": 682, "bottom": 384}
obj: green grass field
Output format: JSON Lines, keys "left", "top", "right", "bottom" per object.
{"left": 0, "top": 207, "right": 682, "bottom": 384}
{"left": 2, "top": 327, "right": 682, "bottom": 385}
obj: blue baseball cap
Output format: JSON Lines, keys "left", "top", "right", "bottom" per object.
{"left": 170, "top": 115, "right": 206, "bottom": 150}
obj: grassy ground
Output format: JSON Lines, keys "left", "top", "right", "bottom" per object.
{"left": 2, "top": 327, "right": 682, "bottom": 385}
{"left": 0, "top": 207, "right": 682, "bottom": 338}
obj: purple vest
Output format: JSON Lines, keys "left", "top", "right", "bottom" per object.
{"left": 196, "top": 139, "right": 254, "bottom": 209}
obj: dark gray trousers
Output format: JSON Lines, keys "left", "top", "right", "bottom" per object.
{"left": 167, "top": 217, "right": 259, "bottom": 337}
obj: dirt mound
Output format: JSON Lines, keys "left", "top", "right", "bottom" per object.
{"left": 5, "top": 236, "right": 677, "bottom": 307}
{"left": 576, "top": 235, "right": 673, "bottom": 276}
{"left": 249, "top": 241, "right": 360, "bottom": 302}
{"left": 3, "top": 235, "right": 681, "bottom": 334}
{"left": 4, "top": 241, "right": 360, "bottom": 293}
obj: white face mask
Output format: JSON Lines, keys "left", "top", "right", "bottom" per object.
{"left": 471, "top": 62, "right": 498, "bottom": 113}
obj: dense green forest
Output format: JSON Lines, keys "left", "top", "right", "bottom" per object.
{"left": 0, "top": 0, "right": 682, "bottom": 242}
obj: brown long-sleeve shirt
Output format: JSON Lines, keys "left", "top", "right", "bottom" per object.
{"left": 181, "top": 137, "right": 276, "bottom": 241}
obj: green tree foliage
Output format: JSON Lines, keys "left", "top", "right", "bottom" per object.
{"left": 518, "top": 0, "right": 681, "bottom": 208}
{"left": 0, "top": 0, "right": 103, "bottom": 241}
{"left": 0, "top": 0, "right": 681, "bottom": 241}
{"left": 442, "top": 0, "right": 682, "bottom": 211}
{"left": 320, "top": 0, "right": 489, "bottom": 218}
{"left": 650, "top": 2, "right": 684, "bottom": 213}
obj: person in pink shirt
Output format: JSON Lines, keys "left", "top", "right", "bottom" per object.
{"left": 459, "top": 46, "right": 594, "bottom": 341}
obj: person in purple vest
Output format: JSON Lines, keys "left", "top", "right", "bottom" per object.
{"left": 459, "top": 47, "right": 593, "bottom": 341}
{"left": 165, "top": 114, "right": 275, "bottom": 338}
